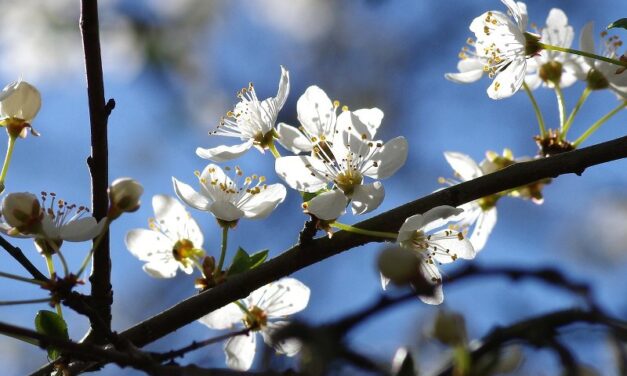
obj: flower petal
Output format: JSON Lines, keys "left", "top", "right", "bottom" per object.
{"left": 579, "top": 22, "right": 595, "bottom": 67}
{"left": 275, "top": 156, "right": 329, "bottom": 193}
{"left": 364, "top": 136, "right": 408, "bottom": 179}
{"left": 487, "top": 58, "right": 526, "bottom": 100}
{"left": 276, "top": 122, "right": 313, "bottom": 154}
{"left": 239, "top": 184, "right": 286, "bottom": 219}
{"left": 198, "top": 303, "right": 244, "bottom": 330}
{"left": 152, "top": 195, "right": 204, "bottom": 248}
{"left": 445, "top": 58, "right": 485, "bottom": 83}
{"left": 419, "top": 262, "right": 444, "bottom": 305}
{"left": 224, "top": 333, "right": 256, "bottom": 371}
{"left": 250, "top": 278, "right": 311, "bottom": 317}
{"left": 261, "top": 321, "right": 302, "bottom": 356}
{"left": 380, "top": 273, "right": 390, "bottom": 289}
{"left": 143, "top": 261, "right": 178, "bottom": 279}
{"left": 470, "top": 207, "right": 497, "bottom": 252}
{"left": 297, "top": 85, "right": 335, "bottom": 137}
{"left": 351, "top": 182, "right": 385, "bottom": 215}
{"left": 195, "top": 140, "right": 254, "bottom": 162}
{"left": 59, "top": 217, "right": 105, "bottom": 242}
{"left": 422, "top": 206, "right": 464, "bottom": 233}
{"left": 444, "top": 152, "right": 483, "bottom": 181}
{"left": 210, "top": 200, "right": 245, "bottom": 222}
{"left": 125, "top": 229, "right": 172, "bottom": 262}
{"left": 172, "top": 177, "right": 212, "bottom": 211}
{"left": 430, "top": 230, "right": 476, "bottom": 264}
{"left": 336, "top": 109, "right": 383, "bottom": 140}
{"left": 275, "top": 66, "right": 290, "bottom": 110}
{"left": 306, "top": 190, "right": 348, "bottom": 220}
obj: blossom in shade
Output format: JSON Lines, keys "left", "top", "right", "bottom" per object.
{"left": 196, "top": 66, "right": 289, "bottom": 162}
{"left": 198, "top": 278, "right": 310, "bottom": 371}
{"left": 125, "top": 195, "right": 204, "bottom": 278}
{"left": 382, "top": 206, "right": 476, "bottom": 305}
{"left": 173, "top": 164, "right": 286, "bottom": 224}
{"left": 275, "top": 110, "right": 407, "bottom": 220}
{"left": 276, "top": 85, "right": 383, "bottom": 154}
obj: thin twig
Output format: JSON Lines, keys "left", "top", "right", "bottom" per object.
{"left": 0, "top": 235, "right": 47, "bottom": 281}
{"left": 151, "top": 328, "right": 251, "bottom": 362}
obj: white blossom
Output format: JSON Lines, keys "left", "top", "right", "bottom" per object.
{"left": 125, "top": 195, "right": 204, "bottom": 279}
{"left": 0, "top": 80, "right": 42, "bottom": 138}
{"left": 382, "top": 206, "right": 476, "bottom": 305}
{"left": 275, "top": 110, "right": 407, "bottom": 220}
{"left": 196, "top": 66, "right": 289, "bottom": 162}
{"left": 108, "top": 178, "right": 143, "bottom": 218}
{"left": 198, "top": 278, "right": 310, "bottom": 371}
{"left": 173, "top": 164, "right": 286, "bottom": 224}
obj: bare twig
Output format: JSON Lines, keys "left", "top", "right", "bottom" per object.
{"left": 80, "top": 0, "right": 113, "bottom": 338}
{"left": 151, "top": 328, "right": 251, "bottom": 362}
{"left": 0, "top": 235, "right": 47, "bottom": 281}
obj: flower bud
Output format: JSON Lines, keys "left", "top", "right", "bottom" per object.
{"left": 1, "top": 192, "right": 43, "bottom": 234}
{"left": 378, "top": 247, "right": 420, "bottom": 285}
{"left": 108, "top": 178, "right": 143, "bottom": 219}
{"left": 432, "top": 310, "right": 467, "bottom": 347}
{"left": 0, "top": 80, "right": 41, "bottom": 122}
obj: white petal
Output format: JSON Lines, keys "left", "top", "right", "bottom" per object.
{"left": 352, "top": 108, "right": 384, "bottom": 139}
{"left": 351, "top": 182, "right": 385, "bottom": 215}
{"left": 579, "top": 22, "right": 595, "bottom": 67}
{"left": 251, "top": 278, "right": 311, "bottom": 317}
{"left": 445, "top": 58, "right": 485, "bottom": 83}
{"left": 224, "top": 334, "right": 256, "bottom": 371}
{"left": 502, "top": 0, "right": 526, "bottom": 30}
{"left": 306, "top": 190, "right": 348, "bottom": 220}
{"left": 59, "top": 217, "right": 104, "bottom": 242}
{"left": 152, "top": 195, "right": 204, "bottom": 247}
{"left": 336, "top": 109, "right": 383, "bottom": 140}
{"left": 275, "top": 66, "right": 290, "bottom": 110}
{"left": 261, "top": 321, "right": 301, "bottom": 356}
{"left": 276, "top": 122, "right": 313, "bottom": 154}
{"left": 125, "top": 229, "right": 171, "bottom": 261}
{"left": 430, "top": 230, "right": 476, "bottom": 264}
{"left": 198, "top": 303, "right": 244, "bottom": 330}
{"left": 470, "top": 207, "right": 497, "bottom": 252}
{"left": 143, "top": 261, "right": 178, "bottom": 279}
{"left": 488, "top": 58, "right": 526, "bottom": 100}
{"left": 297, "top": 86, "right": 335, "bottom": 137}
{"left": 422, "top": 206, "right": 464, "bottom": 233}
{"left": 275, "top": 156, "right": 329, "bottom": 193}
{"left": 195, "top": 140, "right": 254, "bottom": 162}
{"left": 380, "top": 273, "right": 390, "bottom": 289}
{"left": 364, "top": 136, "right": 408, "bottom": 179}
{"left": 172, "top": 177, "right": 212, "bottom": 211}
{"left": 419, "top": 284, "right": 444, "bottom": 305}
{"left": 444, "top": 152, "right": 483, "bottom": 181}
{"left": 239, "top": 184, "right": 286, "bottom": 219}
{"left": 0, "top": 81, "right": 41, "bottom": 121}
{"left": 418, "top": 263, "right": 444, "bottom": 305}
{"left": 199, "top": 164, "right": 236, "bottom": 202}
{"left": 397, "top": 214, "right": 425, "bottom": 243}
{"left": 210, "top": 200, "right": 245, "bottom": 222}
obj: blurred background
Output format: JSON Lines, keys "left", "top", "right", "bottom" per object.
{"left": 0, "top": 0, "right": 625, "bottom": 374}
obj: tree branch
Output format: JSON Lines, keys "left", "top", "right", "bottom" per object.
{"left": 0, "top": 235, "right": 47, "bottom": 281}
{"left": 33, "top": 136, "right": 627, "bottom": 374}
{"left": 80, "top": 0, "right": 113, "bottom": 338}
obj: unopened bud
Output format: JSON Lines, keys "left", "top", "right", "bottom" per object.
{"left": 432, "top": 310, "right": 467, "bottom": 347}
{"left": 378, "top": 247, "right": 420, "bottom": 285}
{"left": 0, "top": 80, "right": 41, "bottom": 123}
{"left": 1, "top": 192, "right": 43, "bottom": 234}
{"left": 108, "top": 178, "right": 143, "bottom": 219}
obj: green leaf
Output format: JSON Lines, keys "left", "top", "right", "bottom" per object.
{"left": 227, "top": 247, "right": 251, "bottom": 276}
{"left": 34, "top": 310, "right": 69, "bottom": 360}
{"left": 607, "top": 18, "right": 627, "bottom": 30}
{"left": 302, "top": 189, "right": 327, "bottom": 202}
{"left": 248, "top": 250, "right": 269, "bottom": 269}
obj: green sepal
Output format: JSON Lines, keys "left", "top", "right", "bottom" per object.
{"left": 34, "top": 310, "right": 69, "bottom": 360}
{"left": 607, "top": 18, "right": 627, "bottom": 30}
{"left": 228, "top": 247, "right": 269, "bottom": 276}
{"left": 302, "top": 189, "right": 327, "bottom": 202}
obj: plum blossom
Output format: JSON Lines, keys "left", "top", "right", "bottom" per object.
{"left": 198, "top": 278, "right": 310, "bottom": 371}
{"left": 196, "top": 66, "right": 289, "bottom": 162}
{"left": 382, "top": 206, "right": 476, "bottom": 305}
{"left": 447, "top": 1, "right": 542, "bottom": 99}
{"left": 0, "top": 192, "right": 104, "bottom": 254}
{"left": 125, "top": 195, "right": 204, "bottom": 278}
{"left": 276, "top": 85, "right": 383, "bottom": 154}
{"left": 525, "top": 8, "right": 585, "bottom": 89}
{"left": 173, "top": 164, "right": 286, "bottom": 225}
{"left": 579, "top": 22, "right": 627, "bottom": 98}
{"left": 275, "top": 109, "right": 407, "bottom": 220}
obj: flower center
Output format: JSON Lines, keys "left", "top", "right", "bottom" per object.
{"left": 586, "top": 69, "right": 610, "bottom": 90}
{"left": 244, "top": 305, "right": 268, "bottom": 331}
{"left": 539, "top": 61, "right": 563, "bottom": 84}
{"left": 172, "top": 238, "right": 203, "bottom": 268}
{"left": 477, "top": 194, "right": 499, "bottom": 211}
{"left": 253, "top": 130, "right": 275, "bottom": 149}
{"left": 335, "top": 170, "right": 363, "bottom": 196}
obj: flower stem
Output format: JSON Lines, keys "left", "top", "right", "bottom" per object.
{"left": 76, "top": 219, "right": 110, "bottom": 278}
{"left": 523, "top": 82, "right": 546, "bottom": 137}
{"left": 0, "top": 298, "right": 52, "bottom": 306}
{"left": 0, "top": 271, "right": 47, "bottom": 286}
{"left": 43, "top": 254, "right": 63, "bottom": 318}
{"left": 268, "top": 142, "right": 281, "bottom": 158}
{"left": 216, "top": 226, "right": 229, "bottom": 273}
{"left": 573, "top": 102, "right": 626, "bottom": 147}
{"left": 562, "top": 87, "right": 592, "bottom": 139}
{"left": 554, "top": 84, "right": 567, "bottom": 131}
{"left": 539, "top": 42, "right": 627, "bottom": 68}
{"left": 331, "top": 221, "right": 397, "bottom": 240}
{"left": 0, "top": 135, "right": 17, "bottom": 193}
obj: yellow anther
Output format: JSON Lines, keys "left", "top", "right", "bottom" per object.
{"left": 341, "top": 105, "right": 349, "bottom": 112}
{"left": 333, "top": 100, "right": 340, "bottom": 108}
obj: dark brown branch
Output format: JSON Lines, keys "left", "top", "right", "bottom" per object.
{"left": 33, "top": 136, "right": 627, "bottom": 375}
{"left": 0, "top": 235, "right": 47, "bottom": 281}
{"left": 151, "top": 328, "right": 251, "bottom": 362}
{"left": 80, "top": 0, "right": 113, "bottom": 339}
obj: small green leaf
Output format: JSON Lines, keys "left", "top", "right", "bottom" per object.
{"left": 227, "top": 247, "right": 251, "bottom": 276}
{"left": 248, "top": 250, "right": 269, "bottom": 269}
{"left": 608, "top": 18, "right": 627, "bottom": 30}
{"left": 34, "top": 310, "right": 69, "bottom": 360}
{"left": 302, "top": 189, "right": 327, "bottom": 202}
